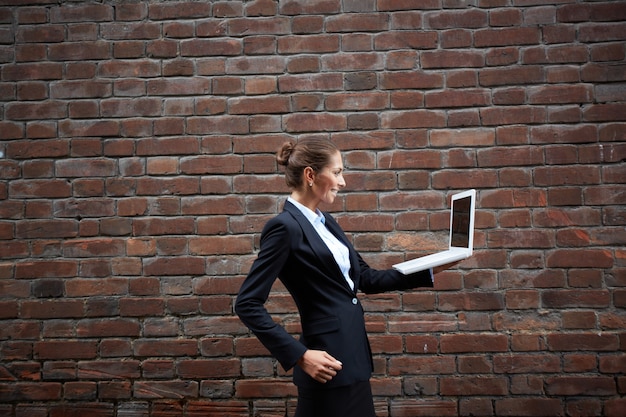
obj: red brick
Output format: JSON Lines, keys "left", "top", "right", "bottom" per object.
{"left": 528, "top": 84, "right": 592, "bottom": 104}
{"left": 422, "top": 50, "right": 485, "bottom": 68}
{"left": 494, "top": 353, "right": 560, "bottom": 373}
{"left": 475, "top": 27, "right": 541, "bottom": 47}
{"left": 388, "top": 398, "right": 457, "bottom": 417}
{"left": 432, "top": 10, "right": 489, "bottom": 29}
{"left": 1, "top": 382, "right": 63, "bottom": 402}
{"left": 495, "top": 398, "right": 563, "bottom": 417}
{"left": 432, "top": 169, "right": 498, "bottom": 189}
{"left": 17, "top": 24, "right": 64, "bottom": 43}
{"left": 176, "top": 358, "right": 241, "bottom": 379}
{"left": 64, "top": 381, "right": 97, "bottom": 400}
{"left": 584, "top": 103, "right": 626, "bottom": 122}
{"left": 14, "top": 259, "right": 77, "bottom": 278}
{"left": 326, "top": 92, "right": 388, "bottom": 111}
{"left": 430, "top": 129, "right": 495, "bottom": 147}
{"left": 543, "top": 289, "right": 610, "bottom": 308}
{"left": 442, "top": 376, "right": 508, "bottom": 395}
{"left": 381, "top": 109, "right": 446, "bottom": 129}
{"left": 198, "top": 337, "right": 233, "bottom": 357}
{"left": 184, "top": 316, "right": 249, "bottom": 336}
{"left": 279, "top": 73, "right": 343, "bottom": 92}
{"left": 506, "top": 289, "right": 540, "bottom": 309}
{"left": 80, "top": 361, "right": 139, "bottom": 383}
{"left": 547, "top": 332, "right": 619, "bottom": 352}
{"left": 479, "top": 65, "right": 544, "bottom": 86}
{"left": 99, "top": 339, "right": 132, "bottom": 358}
{"left": 279, "top": 0, "right": 340, "bottom": 14}
{"left": 591, "top": 43, "right": 625, "bottom": 62}
{"left": 49, "top": 3, "right": 111, "bottom": 22}
{"left": 283, "top": 112, "right": 346, "bottom": 132}
{"left": 2, "top": 62, "right": 63, "bottom": 81}
{"left": 425, "top": 88, "right": 490, "bottom": 108}
{"left": 447, "top": 109, "right": 481, "bottom": 127}
{"left": 184, "top": 401, "right": 248, "bottom": 417}
{"left": 235, "top": 379, "right": 296, "bottom": 400}
{"left": 61, "top": 238, "right": 124, "bottom": 258}
{"left": 96, "top": 381, "right": 131, "bottom": 401}
{"left": 119, "top": 296, "right": 165, "bottom": 317}
{"left": 181, "top": 196, "right": 244, "bottom": 216}
{"left": 229, "top": 96, "right": 290, "bottom": 114}
{"left": 357, "top": 292, "right": 397, "bottom": 313}
{"left": 546, "top": 376, "right": 616, "bottom": 396}
{"left": 142, "top": 254, "right": 205, "bottom": 276}
{"left": 326, "top": 13, "right": 387, "bottom": 32}
{"left": 389, "top": 355, "right": 456, "bottom": 376}
{"left": 374, "top": 31, "right": 438, "bottom": 50}
{"left": 34, "top": 341, "right": 97, "bottom": 360}
{"left": 226, "top": 56, "right": 286, "bottom": 76}
{"left": 439, "top": 292, "right": 504, "bottom": 311}
{"left": 458, "top": 355, "right": 492, "bottom": 374}
{"left": 381, "top": 71, "right": 443, "bottom": 89}
{"left": 441, "top": 333, "right": 508, "bottom": 353}
{"left": 403, "top": 335, "right": 438, "bottom": 355}
{"left": 138, "top": 361, "right": 173, "bottom": 381}
{"left": 188, "top": 236, "right": 253, "bottom": 255}
{"left": 547, "top": 248, "right": 613, "bottom": 268}
{"left": 579, "top": 22, "right": 626, "bottom": 43}
{"left": 131, "top": 339, "right": 196, "bottom": 357}
{"left": 27, "top": 302, "right": 84, "bottom": 323}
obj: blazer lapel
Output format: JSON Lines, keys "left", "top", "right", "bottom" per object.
{"left": 284, "top": 202, "right": 355, "bottom": 293}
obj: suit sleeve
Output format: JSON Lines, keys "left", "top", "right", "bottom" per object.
{"left": 234, "top": 218, "right": 307, "bottom": 371}
{"left": 356, "top": 251, "right": 434, "bottom": 294}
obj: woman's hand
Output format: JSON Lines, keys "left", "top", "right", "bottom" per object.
{"left": 297, "top": 349, "right": 343, "bottom": 383}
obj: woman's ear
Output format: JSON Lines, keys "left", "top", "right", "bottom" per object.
{"left": 303, "top": 166, "right": 315, "bottom": 186}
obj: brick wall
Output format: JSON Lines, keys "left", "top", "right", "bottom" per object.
{"left": 1, "top": 0, "right": 625, "bottom": 416}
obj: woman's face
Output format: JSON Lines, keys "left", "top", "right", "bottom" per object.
{"left": 311, "top": 151, "right": 346, "bottom": 205}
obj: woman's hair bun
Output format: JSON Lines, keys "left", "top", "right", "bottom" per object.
{"left": 276, "top": 141, "right": 295, "bottom": 166}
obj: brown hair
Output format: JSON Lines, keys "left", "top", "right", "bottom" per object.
{"left": 276, "top": 138, "right": 339, "bottom": 189}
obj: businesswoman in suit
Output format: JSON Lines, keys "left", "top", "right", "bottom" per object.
{"left": 235, "top": 138, "right": 437, "bottom": 417}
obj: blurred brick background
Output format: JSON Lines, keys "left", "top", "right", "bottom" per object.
{"left": 1, "top": 0, "right": 625, "bottom": 416}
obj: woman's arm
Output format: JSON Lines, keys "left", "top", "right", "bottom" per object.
{"left": 234, "top": 218, "right": 307, "bottom": 371}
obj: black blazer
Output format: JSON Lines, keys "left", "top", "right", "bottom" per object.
{"left": 235, "top": 200, "right": 433, "bottom": 389}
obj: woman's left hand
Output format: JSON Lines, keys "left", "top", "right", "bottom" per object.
{"left": 296, "top": 349, "right": 343, "bottom": 383}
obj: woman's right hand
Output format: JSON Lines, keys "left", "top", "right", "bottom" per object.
{"left": 297, "top": 349, "right": 343, "bottom": 383}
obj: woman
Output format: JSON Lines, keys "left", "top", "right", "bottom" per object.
{"left": 235, "top": 138, "right": 438, "bottom": 417}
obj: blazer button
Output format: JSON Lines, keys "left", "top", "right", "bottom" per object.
{"left": 352, "top": 298, "right": 358, "bottom": 305}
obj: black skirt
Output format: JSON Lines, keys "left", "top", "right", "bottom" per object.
{"left": 294, "top": 380, "right": 376, "bottom": 417}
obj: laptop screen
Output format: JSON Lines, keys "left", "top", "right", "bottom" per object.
{"left": 451, "top": 195, "right": 471, "bottom": 248}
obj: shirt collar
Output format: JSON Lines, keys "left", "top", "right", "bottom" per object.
{"left": 287, "top": 197, "right": 325, "bottom": 225}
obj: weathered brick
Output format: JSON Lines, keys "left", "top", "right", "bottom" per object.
{"left": 77, "top": 361, "right": 140, "bottom": 381}
{"left": 34, "top": 341, "right": 97, "bottom": 360}
{"left": 495, "top": 398, "right": 563, "bottom": 417}
{"left": 134, "top": 381, "right": 198, "bottom": 399}
{"left": 132, "top": 339, "right": 197, "bottom": 357}
{"left": 14, "top": 259, "right": 77, "bottom": 278}
{"left": 0, "top": 382, "right": 62, "bottom": 402}
{"left": 143, "top": 257, "right": 205, "bottom": 276}
{"left": 441, "top": 333, "right": 508, "bottom": 353}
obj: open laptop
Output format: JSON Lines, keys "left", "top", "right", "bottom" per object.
{"left": 393, "top": 189, "right": 476, "bottom": 275}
